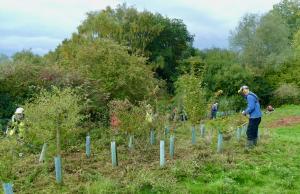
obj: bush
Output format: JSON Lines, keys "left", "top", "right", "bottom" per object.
{"left": 0, "top": 138, "right": 19, "bottom": 182}
{"left": 218, "top": 95, "right": 245, "bottom": 114}
{"left": 175, "top": 72, "right": 207, "bottom": 124}
{"left": 23, "top": 87, "right": 84, "bottom": 155}
{"left": 273, "top": 83, "right": 300, "bottom": 106}
{"left": 108, "top": 99, "right": 146, "bottom": 136}
{"left": 55, "top": 38, "right": 158, "bottom": 103}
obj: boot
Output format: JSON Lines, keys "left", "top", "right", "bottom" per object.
{"left": 246, "top": 140, "right": 255, "bottom": 149}
{"left": 253, "top": 138, "right": 257, "bottom": 146}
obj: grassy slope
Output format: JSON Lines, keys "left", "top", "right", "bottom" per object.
{"left": 0, "top": 105, "right": 300, "bottom": 194}
{"left": 185, "top": 105, "right": 300, "bottom": 194}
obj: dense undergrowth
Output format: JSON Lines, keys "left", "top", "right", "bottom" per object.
{"left": 0, "top": 105, "right": 300, "bottom": 193}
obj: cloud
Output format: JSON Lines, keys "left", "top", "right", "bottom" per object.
{"left": 0, "top": 0, "right": 121, "bottom": 55}
{"left": 0, "top": 35, "right": 62, "bottom": 56}
{"left": 0, "top": 0, "right": 281, "bottom": 55}
{"left": 122, "top": 0, "right": 281, "bottom": 49}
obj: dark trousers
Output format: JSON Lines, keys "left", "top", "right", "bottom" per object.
{"left": 247, "top": 117, "right": 261, "bottom": 140}
{"left": 211, "top": 111, "right": 217, "bottom": 119}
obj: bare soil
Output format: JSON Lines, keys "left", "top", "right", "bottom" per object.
{"left": 268, "top": 116, "right": 300, "bottom": 128}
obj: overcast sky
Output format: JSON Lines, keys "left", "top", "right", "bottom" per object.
{"left": 0, "top": 0, "right": 281, "bottom": 56}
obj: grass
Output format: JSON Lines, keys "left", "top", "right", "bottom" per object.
{"left": 185, "top": 105, "right": 300, "bottom": 194}
{"left": 0, "top": 105, "right": 300, "bottom": 193}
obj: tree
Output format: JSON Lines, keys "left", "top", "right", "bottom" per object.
{"left": 76, "top": 4, "right": 194, "bottom": 91}
{"left": 230, "top": 14, "right": 260, "bottom": 52}
{"left": 24, "top": 87, "right": 83, "bottom": 156}
{"left": 177, "top": 55, "right": 205, "bottom": 75}
{"left": 272, "top": 0, "right": 300, "bottom": 40}
{"left": 0, "top": 51, "right": 43, "bottom": 118}
{"left": 293, "top": 28, "right": 300, "bottom": 55}
{"left": 230, "top": 12, "right": 290, "bottom": 68}
{"left": 12, "top": 50, "right": 42, "bottom": 65}
{"left": 54, "top": 38, "right": 158, "bottom": 103}
{"left": 256, "top": 12, "right": 291, "bottom": 66}
{"left": 175, "top": 70, "right": 207, "bottom": 125}
{"left": 201, "top": 49, "right": 239, "bottom": 92}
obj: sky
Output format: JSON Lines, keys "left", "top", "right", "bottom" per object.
{"left": 0, "top": 0, "right": 281, "bottom": 56}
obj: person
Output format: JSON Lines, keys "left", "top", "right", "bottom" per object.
{"left": 6, "top": 107, "right": 25, "bottom": 137}
{"left": 145, "top": 104, "right": 154, "bottom": 129}
{"left": 110, "top": 112, "right": 120, "bottom": 131}
{"left": 179, "top": 106, "right": 188, "bottom": 121}
{"left": 170, "top": 107, "right": 178, "bottom": 133}
{"left": 266, "top": 105, "right": 275, "bottom": 114}
{"left": 171, "top": 107, "right": 178, "bottom": 122}
{"left": 210, "top": 102, "right": 218, "bottom": 119}
{"left": 238, "top": 86, "right": 262, "bottom": 149}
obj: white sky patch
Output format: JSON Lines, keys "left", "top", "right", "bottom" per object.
{"left": 0, "top": 35, "right": 61, "bottom": 55}
{"left": 0, "top": 0, "right": 281, "bottom": 55}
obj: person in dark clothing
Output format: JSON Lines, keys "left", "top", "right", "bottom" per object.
{"left": 238, "top": 86, "right": 262, "bottom": 149}
{"left": 210, "top": 102, "right": 218, "bottom": 119}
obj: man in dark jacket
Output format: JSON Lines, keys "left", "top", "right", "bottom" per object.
{"left": 238, "top": 86, "right": 262, "bottom": 149}
{"left": 210, "top": 102, "right": 218, "bottom": 119}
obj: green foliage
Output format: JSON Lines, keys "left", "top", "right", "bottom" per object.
{"left": 108, "top": 99, "right": 146, "bottom": 135}
{"left": 1, "top": 105, "right": 300, "bottom": 193}
{"left": 272, "top": 0, "right": 300, "bottom": 40}
{"left": 55, "top": 38, "right": 157, "bottom": 103}
{"left": 205, "top": 112, "right": 247, "bottom": 134}
{"left": 76, "top": 4, "right": 194, "bottom": 91}
{"left": 200, "top": 49, "right": 252, "bottom": 109}
{"left": 229, "top": 13, "right": 260, "bottom": 62}
{"left": 201, "top": 49, "right": 247, "bottom": 95}
{"left": 271, "top": 61, "right": 300, "bottom": 89}
{"left": 2, "top": 2, "right": 300, "bottom": 193}
{"left": 130, "top": 168, "right": 186, "bottom": 193}
{"left": 85, "top": 176, "right": 118, "bottom": 193}
{"left": 228, "top": 2, "right": 300, "bottom": 106}
{"left": 230, "top": 12, "right": 290, "bottom": 67}
{"left": 177, "top": 55, "right": 205, "bottom": 75}
{"left": 257, "top": 12, "right": 291, "bottom": 66}
{"left": 0, "top": 138, "right": 19, "bottom": 182}
{"left": 12, "top": 50, "right": 42, "bottom": 65}
{"left": 23, "top": 87, "right": 84, "bottom": 154}
{"left": 213, "top": 64, "right": 252, "bottom": 96}
{"left": 0, "top": 51, "right": 43, "bottom": 118}
{"left": 175, "top": 72, "right": 207, "bottom": 124}
{"left": 218, "top": 96, "right": 239, "bottom": 113}
{"left": 272, "top": 83, "right": 300, "bottom": 105}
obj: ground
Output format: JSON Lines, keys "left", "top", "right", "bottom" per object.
{"left": 0, "top": 105, "right": 300, "bottom": 193}
{"left": 268, "top": 115, "right": 300, "bottom": 128}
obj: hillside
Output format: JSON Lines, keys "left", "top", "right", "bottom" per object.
{"left": 1, "top": 105, "right": 300, "bottom": 193}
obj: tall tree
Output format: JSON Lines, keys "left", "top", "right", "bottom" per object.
{"left": 230, "top": 12, "right": 290, "bottom": 68}
{"left": 272, "top": 0, "right": 300, "bottom": 40}
{"left": 76, "top": 4, "right": 194, "bottom": 91}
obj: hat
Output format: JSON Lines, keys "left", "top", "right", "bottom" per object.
{"left": 15, "top": 107, "right": 24, "bottom": 114}
{"left": 238, "top": 85, "right": 249, "bottom": 94}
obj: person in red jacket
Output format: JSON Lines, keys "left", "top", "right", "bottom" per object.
{"left": 110, "top": 113, "right": 120, "bottom": 132}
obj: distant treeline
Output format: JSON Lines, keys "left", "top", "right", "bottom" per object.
{"left": 1, "top": 0, "right": 299, "bottom": 122}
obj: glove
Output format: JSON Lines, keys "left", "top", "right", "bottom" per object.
{"left": 242, "top": 111, "right": 246, "bottom": 116}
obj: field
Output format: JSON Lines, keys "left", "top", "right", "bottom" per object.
{"left": 1, "top": 105, "right": 300, "bottom": 194}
